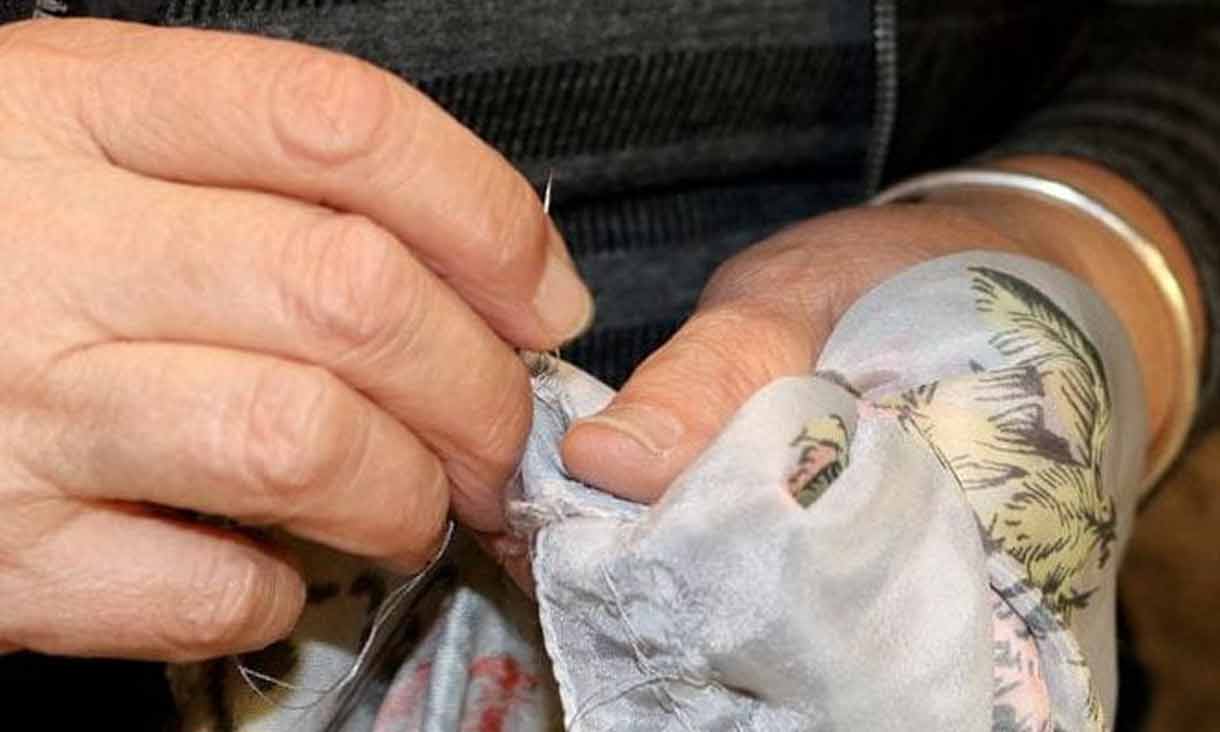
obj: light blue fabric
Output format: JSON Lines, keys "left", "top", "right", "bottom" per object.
{"left": 173, "top": 252, "right": 1143, "bottom": 731}
{"left": 522, "top": 367, "right": 994, "bottom": 730}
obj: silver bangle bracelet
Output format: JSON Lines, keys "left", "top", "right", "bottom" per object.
{"left": 871, "top": 168, "right": 1198, "bottom": 490}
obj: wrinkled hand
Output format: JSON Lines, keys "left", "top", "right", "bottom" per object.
{"left": 0, "top": 20, "right": 590, "bottom": 660}
{"left": 562, "top": 172, "right": 1194, "bottom": 502}
{"left": 561, "top": 205, "right": 1011, "bottom": 499}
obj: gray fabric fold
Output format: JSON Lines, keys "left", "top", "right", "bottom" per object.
{"left": 174, "top": 251, "right": 1142, "bottom": 732}
{"left": 520, "top": 368, "right": 995, "bottom": 730}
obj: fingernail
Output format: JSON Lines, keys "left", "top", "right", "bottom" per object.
{"left": 534, "top": 244, "right": 594, "bottom": 342}
{"left": 576, "top": 404, "right": 685, "bottom": 456}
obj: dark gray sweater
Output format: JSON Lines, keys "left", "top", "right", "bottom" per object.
{"left": 5, "top": 1, "right": 1217, "bottom": 428}
{"left": 0, "top": 2, "right": 1210, "bottom": 726}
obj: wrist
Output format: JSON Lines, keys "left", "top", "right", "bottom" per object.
{"left": 905, "top": 156, "right": 1204, "bottom": 481}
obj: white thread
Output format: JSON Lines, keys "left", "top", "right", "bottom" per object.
{"left": 519, "top": 172, "right": 564, "bottom": 375}
{"left": 231, "top": 521, "right": 455, "bottom": 712}
{"left": 239, "top": 170, "right": 557, "bottom": 717}
{"left": 585, "top": 563, "right": 701, "bottom": 732}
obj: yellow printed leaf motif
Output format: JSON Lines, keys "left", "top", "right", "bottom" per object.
{"left": 879, "top": 267, "right": 1115, "bottom": 623}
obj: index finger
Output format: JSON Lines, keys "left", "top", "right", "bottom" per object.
{"left": 25, "top": 19, "right": 592, "bottom": 348}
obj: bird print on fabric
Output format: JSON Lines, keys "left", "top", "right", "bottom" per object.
{"left": 880, "top": 266, "right": 1116, "bottom": 622}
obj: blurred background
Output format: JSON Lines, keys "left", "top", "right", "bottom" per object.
{"left": 1117, "top": 432, "right": 1220, "bottom": 731}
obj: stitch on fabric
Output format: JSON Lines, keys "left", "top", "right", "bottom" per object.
{"left": 594, "top": 561, "right": 700, "bottom": 732}
{"left": 567, "top": 675, "right": 692, "bottom": 731}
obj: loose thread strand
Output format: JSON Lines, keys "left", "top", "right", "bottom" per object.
{"left": 231, "top": 521, "right": 456, "bottom": 712}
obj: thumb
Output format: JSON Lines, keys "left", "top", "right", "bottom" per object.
{"left": 561, "top": 297, "right": 833, "bottom": 502}
{"left": 559, "top": 204, "right": 1002, "bottom": 501}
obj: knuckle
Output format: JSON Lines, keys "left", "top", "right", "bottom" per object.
{"left": 0, "top": 24, "right": 87, "bottom": 151}
{"left": 468, "top": 362, "right": 532, "bottom": 481}
{"left": 653, "top": 309, "right": 801, "bottom": 417}
{"left": 371, "top": 463, "right": 450, "bottom": 570}
{"left": 0, "top": 21, "right": 35, "bottom": 68}
{"left": 0, "top": 19, "right": 72, "bottom": 60}
{"left": 268, "top": 49, "right": 396, "bottom": 168}
{"left": 287, "top": 215, "right": 423, "bottom": 359}
{"left": 699, "top": 307, "right": 804, "bottom": 375}
{"left": 703, "top": 250, "right": 789, "bottom": 305}
{"left": 238, "top": 363, "right": 348, "bottom": 510}
{"left": 160, "top": 550, "right": 271, "bottom": 655}
{"left": 440, "top": 363, "right": 530, "bottom": 531}
{"left": 464, "top": 164, "right": 551, "bottom": 288}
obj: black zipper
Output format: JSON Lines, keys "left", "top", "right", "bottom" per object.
{"left": 865, "top": 0, "right": 899, "bottom": 195}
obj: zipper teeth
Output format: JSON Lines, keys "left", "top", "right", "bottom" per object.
{"left": 865, "top": 0, "right": 899, "bottom": 194}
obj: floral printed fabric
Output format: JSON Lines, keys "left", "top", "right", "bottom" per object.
{"left": 992, "top": 591, "right": 1052, "bottom": 731}
{"left": 816, "top": 253, "right": 1145, "bottom": 724}
{"left": 171, "top": 252, "right": 1143, "bottom": 731}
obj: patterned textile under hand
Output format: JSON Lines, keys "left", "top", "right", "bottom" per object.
{"left": 171, "top": 252, "right": 1145, "bottom": 731}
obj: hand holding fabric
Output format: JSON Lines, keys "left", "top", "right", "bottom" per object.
{"left": 0, "top": 19, "right": 590, "bottom": 661}
{"left": 521, "top": 249, "right": 1144, "bottom": 729}
{"left": 563, "top": 158, "right": 1201, "bottom": 504}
